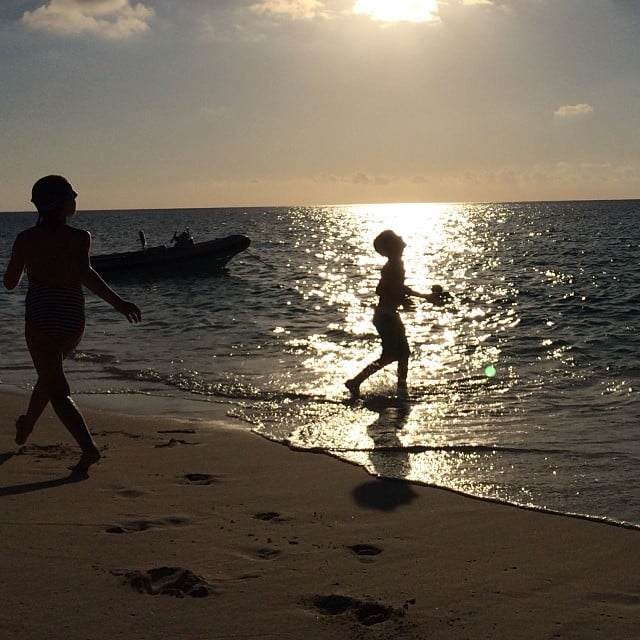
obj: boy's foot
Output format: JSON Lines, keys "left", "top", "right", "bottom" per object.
{"left": 397, "top": 382, "right": 409, "bottom": 399}
{"left": 345, "top": 379, "right": 361, "bottom": 398}
{"left": 15, "top": 415, "right": 32, "bottom": 446}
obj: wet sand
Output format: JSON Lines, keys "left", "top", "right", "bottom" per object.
{"left": 1, "top": 389, "right": 638, "bottom": 639}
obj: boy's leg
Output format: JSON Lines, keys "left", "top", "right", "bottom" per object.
{"left": 346, "top": 356, "right": 394, "bottom": 396}
{"left": 397, "top": 358, "right": 409, "bottom": 396}
{"left": 345, "top": 362, "right": 379, "bottom": 396}
{"left": 346, "top": 310, "right": 398, "bottom": 396}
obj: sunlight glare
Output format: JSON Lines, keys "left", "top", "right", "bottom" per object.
{"left": 353, "top": 0, "right": 439, "bottom": 23}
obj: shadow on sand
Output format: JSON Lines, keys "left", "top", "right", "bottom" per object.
{"left": 0, "top": 451, "right": 15, "bottom": 467}
{"left": 352, "top": 477, "right": 419, "bottom": 512}
{"left": 0, "top": 452, "right": 87, "bottom": 497}
{"left": 351, "top": 398, "right": 419, "bottom": 511}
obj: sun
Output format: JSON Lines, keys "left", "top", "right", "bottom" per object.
{"left": 353, "top": 0, "right": 439, "bottom": 23}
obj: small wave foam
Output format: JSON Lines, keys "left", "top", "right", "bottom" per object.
{"left": 70, "top": 350, "right": 119, "bottom": 365}
{"left": 93, "top": 363, "right": 348, "bottom": 406}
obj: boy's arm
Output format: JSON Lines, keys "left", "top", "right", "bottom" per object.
{"left": 3, "top": 234, "right": 26, "bottom": 290}
{"left": 404, "top": 285, "right": 426, "bottom": 298}
{"left": 404, "top": 285, "right": 449, "bottom": 306}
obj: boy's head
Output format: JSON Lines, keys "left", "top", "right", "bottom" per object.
{"left": 373, "top": 230, "right": 405, "bottom": 257}
{"left": 431, "top": 284, "right": 443, "bottom": 294}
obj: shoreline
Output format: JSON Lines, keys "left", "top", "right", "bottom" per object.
{"left": 1, "top": 388, "right": 638, "bottom": 639}
{"left": 289, "top": 433, "right": 640, "bottom": 533}
{"left": 4, "top": 383, "right": 638, "bottom": 532}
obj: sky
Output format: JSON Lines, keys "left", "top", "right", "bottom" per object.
{"left": 1, "top": 0, "right": 640, "bottom": 210}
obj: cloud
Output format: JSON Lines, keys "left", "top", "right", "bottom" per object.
{"left": 249, "top": 0, "right": 327, "bottom": 20}
{"left": 351, "top": 172, "right": 392, "bottom": 185}
{"left": 611, "top": 0, "right": 640, "bottom": 18}
{"left": 441, "top": 0, "right": 497, "bottom": 6}
{"left": 553, "top": 103, "right": 595, "bottom": 118}
{"left": 352, "top": 0, "right": 440, "bottom": 23}
{"left": 461, "top": 161, "right": 640, "bottom": 194}
{"left": 22, "top": 0, "right": 154, "bottom": 40}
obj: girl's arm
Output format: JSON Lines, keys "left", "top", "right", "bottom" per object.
{"left": 79, "top": 232, "right": 142, "bottom": 323}
{"left": 3, "top": 234, "right": 26, "bottom": 290}
{"left": 83, "top": 267, "right": 142, "bottom": 323}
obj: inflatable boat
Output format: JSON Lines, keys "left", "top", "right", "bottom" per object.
{"left": 90, "top": 230, "right": 250, "bottom": 276}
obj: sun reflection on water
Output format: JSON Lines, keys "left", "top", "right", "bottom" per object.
{"left": 285, "top": 202, "right": 511, "bottom": 405}
{"left": 259, "top": 202, "right": 524, "bottom": 495}
{"left": 212, "top": 201, "right": 554, "bottom": 509}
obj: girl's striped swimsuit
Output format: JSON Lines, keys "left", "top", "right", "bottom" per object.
{"left": 25, "top": 276, "right": 85, "bottom": 337}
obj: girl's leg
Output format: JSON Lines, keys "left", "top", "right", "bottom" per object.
{"left": 16, "top": 378, "right": 49, "bottom": 444}
{"left": 25, "top": 325, "right": 99, "bottom": 472}
{"left": 18, "top": 326, "right": 83, "bottom": 445}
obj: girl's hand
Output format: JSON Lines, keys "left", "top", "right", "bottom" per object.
{"left": 115, "top": 299, "right": 142, "bottom": 323}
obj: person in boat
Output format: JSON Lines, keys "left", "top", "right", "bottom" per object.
{"left": 3, "top": 175, "right": 142, "bottom": 475}
{"left": 172, "top": 229, "right": 194, "bottom": 248}
{"left": 345, "top": 230, "right": 449, "bottom": 398}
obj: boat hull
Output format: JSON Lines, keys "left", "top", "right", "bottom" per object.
{"left": 90, "top": 234, "right": 250, "bottom": 276}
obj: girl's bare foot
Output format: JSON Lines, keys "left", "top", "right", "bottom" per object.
{"left": 15, "top": 415, "right": 32, "bottom": 446}
{"left": 68, "top": 447, "right": 101, "bottom": 476}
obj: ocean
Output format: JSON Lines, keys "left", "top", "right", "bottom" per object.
{"left": 1, "top": 202, "right": 639, "bottom": 529}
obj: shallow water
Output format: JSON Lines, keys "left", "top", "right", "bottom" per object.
{"left": 1, "top": 201, "right": 639, "bottom": 527}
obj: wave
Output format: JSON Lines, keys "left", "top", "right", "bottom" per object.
{"left": 285, "top": 441, "right": 638, "bottom": 462}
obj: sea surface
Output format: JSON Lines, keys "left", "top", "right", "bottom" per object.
{"left": 1, "top": 202, "right": 639, "bottom": 528}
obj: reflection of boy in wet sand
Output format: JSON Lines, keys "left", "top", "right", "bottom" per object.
{"left": 3, "top": 175, "right": 142, "bottom": 475}
{"left": 345, "top": 230, "right": 446, "bottom": 398}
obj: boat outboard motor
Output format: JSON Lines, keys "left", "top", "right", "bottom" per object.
{"left": 139, "top": 230, "right": 147, "bottom": 250}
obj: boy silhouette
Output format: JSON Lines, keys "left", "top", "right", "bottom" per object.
{"left": 345, "top": 230, "right": 445, "bottom": 398}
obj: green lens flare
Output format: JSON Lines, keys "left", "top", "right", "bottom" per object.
{"left": 484, "top": 365, "right": 497, "bottom": 377}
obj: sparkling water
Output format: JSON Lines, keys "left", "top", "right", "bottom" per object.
{"left": 2, "top": 201, "right": 638, "bottom": 527}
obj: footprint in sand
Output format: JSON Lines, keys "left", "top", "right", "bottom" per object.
{"left": 183, "top": 473, "right": 220, "bottom": 485}
{"left": 257, "top": 548, "right": 281, "bottom": 560}
{"left": 240, "top": 546, "right": 282, "bottom": 561}
{"left": 93, "top": 430, "right": 143, "bottom": 440}
{"left": 308, "top": 594, "right": 404, "bottom": 627}
{"left": 115, "top": 566, "right": 213, "bottom": 598}
{"left": 154, "top": 438, "right": 198, "bottom": 448}
{"left": 105, "top": 516, "right": 188, "bottom": 534}
{"left": 116, "top": 488, "right": 146, "bottom": 499}
{"left": 347, "top": 543, "right": 383, "bottom": 557}
{"left": 158, "top": 429, "right": 197, "bottom": 435}
{"left": 253, "top": 512, "right": 289, "bottom": 523}
{"left": 22, "top": 443, "right": 75, "bottom": 460}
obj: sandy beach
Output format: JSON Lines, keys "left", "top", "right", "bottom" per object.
{"left": 1, "top": 389, "right": 637, "bottom": 640}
